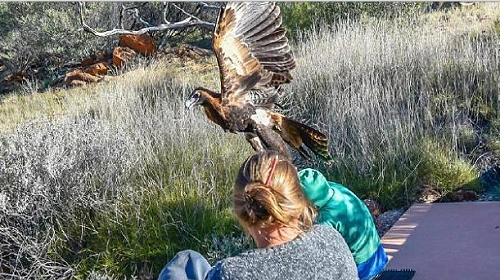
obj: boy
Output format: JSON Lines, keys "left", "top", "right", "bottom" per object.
{"left": 299, "top": 168, "right": 388, "bottom": 280}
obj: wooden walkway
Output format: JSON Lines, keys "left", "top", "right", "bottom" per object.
{"left": 381, "top": 202, "right": 500, "bottom": 280}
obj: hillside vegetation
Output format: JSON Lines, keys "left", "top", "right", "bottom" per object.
{"left": 1, "top": 2, "right": 500, "bottom": 279}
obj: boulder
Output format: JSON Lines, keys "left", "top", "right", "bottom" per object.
{"left": 64, "top": 69, "right": 100, "bottom": 87}
{"left": 84, "top": 62, "right": 108, "bottom": 76}
{"left": 119, "top": 34, "right": 156, "bottom": 56}
{"left": 113, "top": 47, "right": 137, "bottom": 68}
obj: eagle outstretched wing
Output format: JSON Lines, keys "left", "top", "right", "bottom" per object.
{"left": 213, "top": 2, "right": 296, "bottom": 107}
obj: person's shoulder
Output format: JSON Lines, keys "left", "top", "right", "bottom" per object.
{"left": 308, "top": 225, "right": 354, "bottom": 255}
{"left": 305, "top": 225, "right": 358, "bottom": 279}
{"left": 309, "top": 224, "right": 344, "bottom": 240}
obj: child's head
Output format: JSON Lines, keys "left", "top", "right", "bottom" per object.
{"left": 233, "top": 151, "right": 316, "bottom": 233}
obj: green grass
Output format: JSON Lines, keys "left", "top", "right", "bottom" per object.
{"left": 418, "top": 138, "right": 483, "bottom": 194}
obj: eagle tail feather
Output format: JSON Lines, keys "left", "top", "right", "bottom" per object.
{"left": 278, "top": 116, "right": 332, "bottom": 161}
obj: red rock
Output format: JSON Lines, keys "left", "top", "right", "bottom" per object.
{"left": 64, "top": 69, "right": 100, "bottom": 87}
{"left": 119, "top": 34, "right": 156, "bottom": 56}
{"left": 84, "top": 62, "right": 108, "bottom": 76}
{"left": 113, "top": 46, "right": 137, "bottom": 68}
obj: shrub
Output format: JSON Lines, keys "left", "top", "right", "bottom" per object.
{"left": 0, "top": 118, "right": 134, "bottom": 279}
{"left": 0, "top": 3, "right": 113, "bottom": 77}
{"left": 0, "top": 60, "right": 252, "bottom": 279}
{"left": 0, "top": 2, "right": 218, "bottom": 93}
{"left": 279, "top": 2, "right": 424, "bottom": 37}
{"left": 417, "top": 139, "right": 483, "bottom": 197}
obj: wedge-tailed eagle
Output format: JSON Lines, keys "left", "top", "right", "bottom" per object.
{"left": 185, "top": 2, "right": 331, "bottom": 161}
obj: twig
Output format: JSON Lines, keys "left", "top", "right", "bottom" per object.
{"left": 172, "top": 3, "right": 202, "bottom": 22}
{"left": 199, "top": 2, "right": 221, "bottom": 10}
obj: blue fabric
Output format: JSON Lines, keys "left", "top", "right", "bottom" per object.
{"left": 204, "top": 261, "right": 222, "bottom": 280}
{"left": 356, "top": 244, "right": 388, "bottom": 280}
{"left": 158, "top": 250, "right": 211, "bottom": 280}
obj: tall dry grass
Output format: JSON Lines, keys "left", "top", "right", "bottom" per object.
{"left": 288, "top": 7, "right": 499, "bottom": 206}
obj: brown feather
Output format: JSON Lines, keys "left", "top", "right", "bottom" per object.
{"left": 272, "top": 113, "right": 332, "bottom": 161}
{"left": 212, "top": 2, "right": 296, "bottom": 106}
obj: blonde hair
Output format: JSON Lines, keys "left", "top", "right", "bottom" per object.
{"left": 233, "top": 151, "right": 316, "bottom": 233}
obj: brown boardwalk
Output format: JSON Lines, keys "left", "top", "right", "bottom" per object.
{"left": 381, "top": 202, "right": 500, "bottom": 280}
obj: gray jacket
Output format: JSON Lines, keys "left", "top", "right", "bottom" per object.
{"left": 206, "top": 225, "right": 358, "bottom": 280}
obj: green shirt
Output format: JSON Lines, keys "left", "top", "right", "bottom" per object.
{"left": 298, "top": 168, "right": 380, "bottom": 264}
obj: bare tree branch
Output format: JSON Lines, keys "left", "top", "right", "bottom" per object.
{"left": 119, "top": 4, "right": 125, "bottom": 29}
{"left": 130, "top": 8, "right": 154, "bottom": 27}
{"left": 81, "top": 20, "right": 214, "bottom": 37}
{"left": 459, "top": 2, "right": 475, "bottom": 6}
{"left": 78, "top": 2, "right": 85, "bottom": 27}
{"left": 172, "top": 3, "right": 202, "bottom": 22}
{"left": 77, "top": 1, "right": 215, "bottom": 37}
{"left": 199, "top": 2, "right": 221, "bottom": 10}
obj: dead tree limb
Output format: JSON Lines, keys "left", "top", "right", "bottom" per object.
{"left": 119, "top": 3, "right": 148, "bottom": 28}
{"left": 130, "top": 8, "right": 154, "bottom": 27}
{"left": 199, "top": 2, "right": 221, "bottom": 10}
{"left": 77, "top": 2, "right": 216, "bottom": 37}
{"left": 172, "top": 3, "right": 203, "bottom": 22}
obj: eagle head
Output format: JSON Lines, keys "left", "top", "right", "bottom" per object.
{"left": 185, "top": 88, "right": 205, "bottom": 110}
{"left": 185, "top": 87, "right": 221, "bottom": 110}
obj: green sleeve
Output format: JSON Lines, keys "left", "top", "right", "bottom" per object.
{"left": 298, "top": 168, "right": 381, "bottom": 264}
{"left": 298, "top": 168, "right": 335, "bottom": 208}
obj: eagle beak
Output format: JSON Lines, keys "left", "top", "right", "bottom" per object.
{"left": 185, "top": 98, "right": 197, "bottom": 110}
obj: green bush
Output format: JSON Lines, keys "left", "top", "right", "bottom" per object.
{"left": 417, "top": 139, "right": 483, "bottom": 197}
{"left": 279, "top": 2, "right": 423, "bottom": 37}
